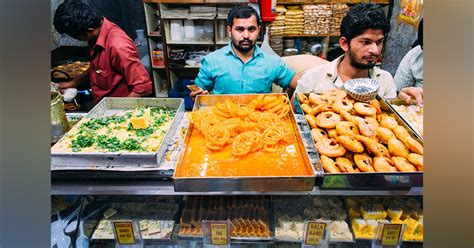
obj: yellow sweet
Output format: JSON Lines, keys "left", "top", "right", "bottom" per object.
{"left": 131, "top": 108, "right": 152, "bottom": 129}
{"left": 351, "top": 218, "right": 367, "bottom": 232}
{"left": 403, "top": 217, "right": 419, "bottom": 235}
{"left": 387, "top": 207, "right": 403, "bottom": 221}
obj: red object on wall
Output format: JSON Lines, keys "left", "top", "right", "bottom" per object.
{"left": 259, "top": 0, "right": 276, "bottom": 22}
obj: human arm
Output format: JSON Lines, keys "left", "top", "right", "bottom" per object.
{"left": 58, "top": 68, "right": 91, "bottom": 91}
{"left": 191, "top": 57, "right": 214, "bottom": 100}
{"left": 398, "top": 87, "right": 423, "bottom": 106}
{"left": 274, "top": 59, "right": 297, "bottom": 90}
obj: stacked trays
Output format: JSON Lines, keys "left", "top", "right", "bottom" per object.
{"left": 284, "top": 6, "right": 304, "bottom": 36}
{"left": 330, "top": 3, "right": 349, "bottom": 35}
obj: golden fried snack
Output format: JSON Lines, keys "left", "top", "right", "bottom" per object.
{"left": 315, "top": 138, "right": 346, "bottom": 158}
{"left": 354, "top": 153, "right": 375, "bottom": 172}
{"left": 354, "top": 102, "right": 377, "bottom": 116}
{"left": 407, "top": 153, "right": 423, "bottom": 171}
{"left": 380, "top": 116, "right": 399, "bottom": 129}
{"left": 320, "top": 155, "right": 341, "bottom": 173}
{"left": 336, "top": 135, "right": 365, "bottom": 153}
{"left": 323, "top": 89, "right": 347, "bottom": 101}
{"left": 392, "top": 125, "right": 411, "bottom": 142}
{"left": 387, "top": 138, "right": 409, "bottom": 158}
{"left": 376, "top": 127, "right": 396, "bottom": 144}
{"left": 369, "top": 99, "right": 382, "bottom": 114}
{"left": 392, "top": 156, "right": 417, "bottom": 172}
{"left": 309, "top": 93, "right": 328, "bottom": 106}
{"left": 310, "top": 128, "right": 328, "bottom": 143}
{"left": 354, "top": 117, "right": 377, "bottom": 137}
{"left": 333, "top": 99, "right": 354, "bottom": 112}
{"left": 232, "top": 131, "right": 262, "bottom": 156}
{"left": 403, "top": 136, "right": 424, "bottom": 155}
{"left": 305, "top": 114, "right": 318, "bottom": 129}
{"left": 205, "top": 126, "right": 230, "bottom": 150}
{"left": 316, "top": 111, "right": 341, "bottom": 129}
{"left": 355, "top": 135, "right": 391, "bottom": 159}
{"left": 261, "top": 126, "right": 285, "bottom": 145}
{"left": 364, "top": 116, "right": 380, "bottom": 128}
{"left": 301, "top": 103, "right": 315, "bottom": 115}
{"left": 339, "top": 110, "right": 357, "bottom": 123}
{"left": 296, "top": 93, "right": 309, "bottom": 105}
{"left": 335, "top": 157, "right": 358, "bottom": 173}
{"left": 336, "top": 121, "right": 360, "bottom": 136}
{"left": 328, "top": 129, "right": 338, "bottom": 139}
{"left": 373, "top": 157, "right": 397, "bottom": 172}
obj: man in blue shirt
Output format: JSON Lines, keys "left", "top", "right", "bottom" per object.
{"left": 190, "top": 6, "right": 299, "bottom": 98}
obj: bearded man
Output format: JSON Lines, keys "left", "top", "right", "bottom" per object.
{"left": 295, "top": 3, "right": 396, "bottom": 98}
{"left": 191, "top": 6, "right": 299, "bottom": 98}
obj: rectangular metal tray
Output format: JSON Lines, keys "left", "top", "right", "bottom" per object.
{"left": 384, "top": 98, "right": 423, "bottom": 141}
{"left": 293, "top": 94, "right": 423, "bottom": 189}
{"left": 51, "top": 97, "right": 185, "bottom": 169}
{"left": 173, "top": 94, "right": 323, "bottom": 192}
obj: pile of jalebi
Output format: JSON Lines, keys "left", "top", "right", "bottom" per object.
{"left": 188, "top": 95, "right": 294, "bottom": 157}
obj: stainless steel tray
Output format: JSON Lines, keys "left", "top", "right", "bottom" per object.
{"left": 51, "top": 97, "right": 185, "bottom": 169}
{"left": 173, "top": 94, "right": 323, "bottom": 192}
{"left": 293, "top": 94, "right": 423, "bottom": 189}
{"left": 384, "top": 98, "right": 423, "bottom": 141}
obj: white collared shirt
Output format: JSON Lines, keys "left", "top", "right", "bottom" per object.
{"left": 295, "top": 55, "right": 397, "bottom": 99}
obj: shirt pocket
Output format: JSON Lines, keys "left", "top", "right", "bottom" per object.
{"left": 92, "top": 68, "right": 110, "bottom": 90}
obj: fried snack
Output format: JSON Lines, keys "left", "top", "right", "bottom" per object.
{"left": 336, "top": 135, "right": 364, "bottom": 153}
{"left": 354, "top": 153, "right": 375, "bottom": 172}
{"left": 320, "top": 155, "right": 341, "bottom": 173}
{"left": 335, "top": 157, "right": 358, "bottom": 173}
{"left": 296, "top": 93, "right": 309, "bottom": 105}
{"left": 310, "top": 128, "right": 328, "bottom": 142}
{"left": 387, "top": 138, "right": 409, "bottom": 158}
{"left": 369, "top": 99, "right": 382, "bottom": 114}
{"left": 392, "top": 156, "right": 417, "bottom": 172}
{"left": 316, "top": 111, "right": 341, "bottom": 129}
{"left": 355, "top": 135, "right": 391, "bottom": 159}
{"left": 380, "top": 116, "right": 399, "bottom": 129}
{"left": 305, "top": 114, "right": 318, "bottom": 128}
{"left": 407, "top": 153, "right": 423, "bottom": 170}
{"left": 316, "top": 138, "right": 346, "bottom": 158}
{"left": 334, "top": 99, "right": 354, "bottom": 112}
{"left": 392, "top": 125, "right": 411, "bottom": 142}
{"left": 354, "top": 102, "right": 377, "bottom": 116}
{"left": 376, "top": 127, "right": 396, "bottom": 144}
{"left": 373, "top": 157, "right": 397, "bottom": 172}
{"left": 328, "top": 129, "right": 338, "bottom": 139}
{"left": 403, "top": 136, "right": 423, "bottom": 155}
{"left": 336, "top": 121, "right": 360, "bottom": 136}
{"left": 188, "top": 95, "right": 294, "bottom": 157}
{"left": 354, "top": 117, "right": 377, "bottom": 137}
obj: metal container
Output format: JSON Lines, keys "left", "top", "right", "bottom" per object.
{"left": 51, "top": 91, "right": 70, "bottom": 144}
{"left": 173, "top": 94, "right": 323, "bottom": 192}
{"left": 294, "top": 94, "right": 423, "bottom": 189}
{"left": 384, "top": 98, "right": 423, "bottom": 141}
{"left": 51, "top": 97, "right": 184, "bottom": 169}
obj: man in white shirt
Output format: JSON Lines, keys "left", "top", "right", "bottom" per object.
{"left": 295, "top": 3, "right": 396, "bottom": 99}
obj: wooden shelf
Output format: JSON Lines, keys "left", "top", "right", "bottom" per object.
{"left": 145, "top": 0, "right": 250, "bottom": 3}
{"left": 166, "top": 40, "right": 214, "bottom": 45}
{"left": 169, "top": 65, "right": 201, "bottom": 69}
{"left": 282, "top": 34, "right": 330, "bottom": 37}
{"left": 152, "top": 65, "right": 166, "bottom": 69}
{"left": 148, "top": 32, "right": 162, "bottom": 37}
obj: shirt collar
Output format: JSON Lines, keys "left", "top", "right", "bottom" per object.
{"left": 326, "top": 54, "right": 381, "bottom": 80}
{"left": 91, "top": 17, "right": 109, "bottom": 50}
{"left": 225, "top": 42, "right": 264, "bottom": 59}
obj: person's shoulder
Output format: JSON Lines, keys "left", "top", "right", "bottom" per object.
{"left": 204, "top": 45, "right": 230, "bottom": 61}
{"left": 303, "top": 61, "right": 332, "bottom": 75}
{"left": 375, "top": 67, "right": 395, "bottom": 84}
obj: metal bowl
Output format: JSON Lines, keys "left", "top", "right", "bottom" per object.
{"left": 343, "top": 78, "right": 381, "bottom": 102}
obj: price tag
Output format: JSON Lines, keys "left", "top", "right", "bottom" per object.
{"left": 381, "top": 224, "right": 403, "bottom": 246}
{"left": 304, "top": 222, "right": 327, "bottom": 245}
{"left": 203, "top": 220, "right": 230, "bottom": 247}
{"left": 113, "top": 221, "right": 136, "bottom": 245}
{"left": 210, "top": 222, "right": 229, "bottom": 245}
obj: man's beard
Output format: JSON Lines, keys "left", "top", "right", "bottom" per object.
{"left": 232, "top": 38, "right": 255, "bottom": 53}
{"left": 348, "top": 48, "right": 377, "bottom": 70}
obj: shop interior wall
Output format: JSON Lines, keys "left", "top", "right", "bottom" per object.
{"left": 381, "top": 0, "right": 421, "bottom": 76}
{"left": 51, "top": 0, "right": 146, "bottom": 64}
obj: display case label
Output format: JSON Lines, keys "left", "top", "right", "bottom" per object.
{"left": 304, "top": 222, "right": 327, "bottom": 245}
{"left": 113, "top": 221, "right": 136, "bottom": 244}
{"left": 210, "top": 222, "right": 229, "bottom": 245}
{"left": 381, "top": 224, "right": 403, "bottom": 246}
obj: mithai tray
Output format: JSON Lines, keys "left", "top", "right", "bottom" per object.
{"left": 51, "top": 97, "right": 184, "bottom": 170}
{"left": 173, "top": 94, "right": 323, "bottom": 192}
{"left": 385, "top": 98, "right": 423, "bottom": 141}
{"left": 294, "top": 91, "right": 423, "bottom": 189}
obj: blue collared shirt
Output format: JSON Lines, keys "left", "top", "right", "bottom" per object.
{"left": 195, "top": 43, "right": 295, "bottom": 94}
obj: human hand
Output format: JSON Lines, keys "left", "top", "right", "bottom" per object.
{"left": 58, "top": 80, "right": 77, "bottom": 94}
{"left": 190, "top": 89, "right": 209, "bottom": 101}
{"left": 398, "top": 87, "right": 423, "bottom": 106}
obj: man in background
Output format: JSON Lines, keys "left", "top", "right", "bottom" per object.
{"left": 295, "top": 3, "right": 396, "bottom": 98}
{"left": 53, "top": 1, "right": 152, "bottom": 104}
{"left": 190, "top": 6, "right": 299, "bottom": 98}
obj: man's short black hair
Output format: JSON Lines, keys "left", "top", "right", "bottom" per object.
{"left": 227, "top": 6, "right": 262, "bottom": 27}
{"left": 53, "top": 0, "right": 102, "bottom": 37}
{"left": 340, "top": 3, "right": 391, "bottom": 42}
{"left": 417, "top": 19, "right": 423, "bottom": 49}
